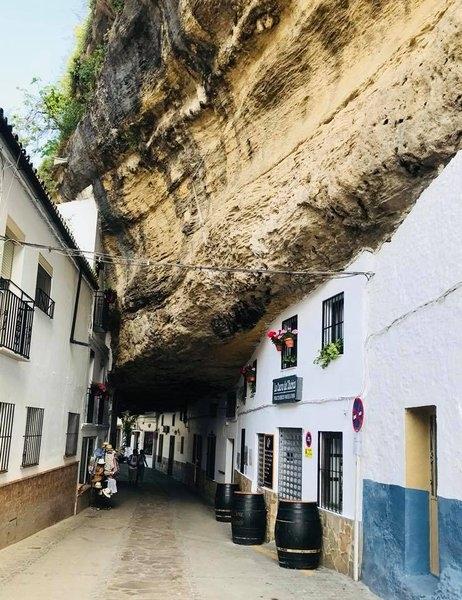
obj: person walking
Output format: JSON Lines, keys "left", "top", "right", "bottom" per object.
{"left": 137, "top": 449, "right": 148, "bottom": 485}
{"left": 128, "top": 449, "right": 139, "bottom": 485}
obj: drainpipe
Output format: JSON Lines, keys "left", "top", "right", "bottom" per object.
{"left": 353, "top": 437, "right": 361, "bottom": 581}
{"left": 70, "top": 269, "right": 90, "bottom": 347}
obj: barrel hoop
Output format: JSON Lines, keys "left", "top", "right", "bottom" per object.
{"left": 277, "top": 547, "right": 321, "bottom": 554}
{"left": 215, "top": 508, "right": 231, "bottom": 513}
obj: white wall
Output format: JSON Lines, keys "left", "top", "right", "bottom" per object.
{"left": 0, "top": 139, "right": 94, "bottom": 483}
{"left": 364, "top": 152, "right": 462, "bottom": 501}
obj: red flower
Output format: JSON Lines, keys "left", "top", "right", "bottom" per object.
{"left": 267, "top": 330, "right": 277, "bottom": 339}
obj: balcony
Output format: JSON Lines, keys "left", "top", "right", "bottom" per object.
{"left": 93, "top": 292, "right": 109, "bottom": 333}
{"left": 85, "top": 384, "right": 109, "bottom": 426}
{"left": 0, "top": 278, "right": 34, "bottom": 359}
{"left": 35, "top": 287, "right": 55, "bottom": 318}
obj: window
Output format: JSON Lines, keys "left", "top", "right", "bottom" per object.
{"left": 1, "top": 227, "right": 15, "bottom": 279}
{"left": 0, "top": 402, "right": 15, "bottom": 473}
{"left": 65, "top": 412, "right": 80, "bottom": 456}
{"left": 322, "top": 293, "right": 344, "bottom": 349}
{"left": 35, "top": 260, "right": 55, "bottom": 318}
{"left": 239, "top": 428, "right": 246, "bottom": 473}
{"left": 318, "top": 432, "right": 343, "bottom": 513}
{"left": 281, "top": 315, "right": 298, "bottom": 369}
{"left": 161, "top": 415, "right": 164, "bottom": 426}
{"left": 258, "top": 434, "right": 274, "bottom": 489}
{"left": 22, "top": 407, "right": 44, "bottom": 467}
{"left": 79, "top": 437, "right": 95, "bottom": 484}
{"left": 206, "top": 434, "right": 216, "bottom": 480}
{"left": 225, "top": 392, "right": 237, "bottom": 419}
{"left": 180, "top": 436, "right": 184, "bottom": 454}
{"left": 157, "top": 434, "right": 164, "bottom": 462}
{"left": 144, "top": 431, "right": 154, "bottom": 455}
{"left": 172, "top": 413, "right": 176, "bottom": 427}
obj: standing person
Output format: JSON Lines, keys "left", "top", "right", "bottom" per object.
{"left": 137, "top": 449, "right": 148, "bottom": 485}
{"left": 127, "top": 449, "right": 139, "bottom": 485}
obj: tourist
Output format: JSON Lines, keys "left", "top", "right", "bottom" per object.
{"left": 137, "top": 449, "right": 148, "bottom": 484}
{"left": 127, "top": 449, "right": 139, "bottom": 485}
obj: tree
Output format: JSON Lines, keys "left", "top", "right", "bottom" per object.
{"left": 121, "top": 411, "right": 138, "bottom": 447}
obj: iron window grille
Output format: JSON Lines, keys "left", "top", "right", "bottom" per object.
{"left": 206, "top": 434, "right": 216, "bottom": 480}
{"left": 0, "top": 278, "right": 34, "bottom": 359}
{"left": 22, "top": 407, "right": 44, "bottom": 467}
{"left": 65, "top": 412, "right": 80, "bottom": 457}
{"left": 35, "top": 265, "right": 55, "bottom": 318}
{"left": 92, "top": 292, "right": 109, "bottom": 332}
{"left": 144, "top": 432, "right": 154, "bottom": 455}
{"left": 281, "top": 315, "right": 298, "bottom": 369}
{"left": 322, "top": 293, "right": 344, "bottom": 349}
{"left": 258, "top": 434, "right": 274, "bottom": 489}
{"left": 0, "top": 401, "right": 15, "bottom": 473}
{"left": 318, "top": 431, "right": 343, "bottom": 513}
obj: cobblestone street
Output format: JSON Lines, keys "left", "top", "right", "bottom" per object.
{"left": 0, "top": 470, "right": 377, "bottom": 600}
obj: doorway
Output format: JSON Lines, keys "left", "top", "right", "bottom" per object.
{"left": 405, "top": 406, "right": 439, "bottom": 576}
{"left": 278, "top": 428, "right": 303, "bottom": 499}
{"left": 167, "top": 435, "right": 175, "bottom": 476}
{"left": 225, "top": 438, "right": 235, "bottom": 483}
{"left": 192, "top": 434, "right": 203, "bottom": 485}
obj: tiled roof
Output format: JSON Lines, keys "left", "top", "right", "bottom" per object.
{"left": 0, "top": 108, "right": 98, "bottom": 289}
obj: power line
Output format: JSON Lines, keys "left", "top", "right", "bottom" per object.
{"left": 0, "top": 235, "right": 374, "bottom": 279}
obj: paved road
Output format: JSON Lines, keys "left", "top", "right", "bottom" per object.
{"left": 0, "top": 469, "right": 377, "bottom": 600}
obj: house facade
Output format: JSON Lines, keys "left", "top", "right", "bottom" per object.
{"left": 0, "top": 110, "right": 110, "bottom": 548}
{"left": 150, "top": 153, "right": 462, "bottom": 597}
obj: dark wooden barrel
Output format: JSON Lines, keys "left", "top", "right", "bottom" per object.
{"left": 215, "top": 483, "right": 240, "bottom": 522}
{"left": 231, "top": 492, "right": 267, "bottom": 545}
{"left": 275, "top": 500, "right": 322, "bottom": 569}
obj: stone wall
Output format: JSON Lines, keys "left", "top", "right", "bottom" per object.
{"left": 319, "top": 509, "right": 355, "bottom": 577}
{"left": 234, "top": 470, "right": 252, "bottom": 492}
{"left": 0, "top": 463, "right": 79, "bottom": 550}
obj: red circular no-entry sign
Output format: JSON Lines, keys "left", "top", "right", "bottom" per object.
{"left": 352, "top": 397, "right": 364, "bottom": 432}
{"left": 305, "top": 431, "right": 312, "bottom": 447}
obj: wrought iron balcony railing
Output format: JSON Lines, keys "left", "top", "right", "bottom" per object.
{"left": 35, "top": 287, "right": 55, "bottom": 318}
{"left": 93, "top": 292, "right": 109, "bottom": 332}
{"left": 0, "top": 278, "right": 34, "bottom": 359}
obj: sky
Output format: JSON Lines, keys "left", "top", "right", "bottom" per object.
{"left": 0, "top": 0, "right": 89, "bottom": 117}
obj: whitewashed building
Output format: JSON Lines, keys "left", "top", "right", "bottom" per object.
{"left": 0, "top": 110, "right": 110, "bottom": 548}
{"left": 153, "top": 154, "right": 462, "bottom": 595}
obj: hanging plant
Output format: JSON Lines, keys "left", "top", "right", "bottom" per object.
{"left": 314, "top": 338, "right": 343, "bottom": 369}
{"left": 104, "top": 288, "right": 117, "bottom": 304}
{"left": 267, "top": 328, "right": 298, "bottom": 350}
{"left": 240, "top": 364, "right": 256, "bottom": 382}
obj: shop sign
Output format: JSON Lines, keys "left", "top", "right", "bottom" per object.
{"left": 272, "top": 376, "right": 303, "bottom": 404}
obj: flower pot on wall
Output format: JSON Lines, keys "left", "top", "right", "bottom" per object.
{"left": 246, "top": 375, "right": 256, "bottom": 382}
{"left": 285, "top": 338, "right": 294, "bottom": 348}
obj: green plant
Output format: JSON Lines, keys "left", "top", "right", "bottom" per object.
{"left": 111, "top": 0, "right": 125, "bottom": 12}
{"left": 282, "top": 354, "right": 297, "bottom": 368}
{"left": 121, "top": 411, "right": 138, "bottom": 446}
{"left": 314, "top": 338, "right": 343, "bottom": 369}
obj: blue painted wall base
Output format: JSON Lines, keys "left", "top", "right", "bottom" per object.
{"left": 362, "top": 480, "right": 462, "bottom": 599}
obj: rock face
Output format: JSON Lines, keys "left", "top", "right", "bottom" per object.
{"left": 59, "top": 0, "right": 462, "bottom": 410}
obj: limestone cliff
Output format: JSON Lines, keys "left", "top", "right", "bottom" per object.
{"left": 59, "top": 0, "right": 462, "bottom": 410}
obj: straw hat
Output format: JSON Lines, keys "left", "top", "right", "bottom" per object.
{"left": 102, "top": 488, "right": 112, "bottom": 498}
{"left": 97, "top": 458, "right": 105, "bottom": 465}
{"left": 94, "top": 481, "right": 102, "bottom": 489}
{"left": 105, "top": 444, "right": 113, "bottom": 451}
{"left": 102, "top": 442, "right": 109, "bottom": 448}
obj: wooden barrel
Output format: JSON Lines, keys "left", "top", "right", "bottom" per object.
{"left": 215, "top": 483, "right": 240, "bottom": 522}
{"left": 231, "top": 492, "right": 267, "bottom": 545}
{"left": 275, "top": 500, "right": 322, "bottom": 569}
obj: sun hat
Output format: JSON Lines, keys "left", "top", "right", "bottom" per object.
{"left": 94, "top": 481, "right": 102, "bottom": 489}
{"left": 106, "top": 444, "right": 113, "bottom": 451}
{"left": 97, "top": 458, "right": 105, "bottom": 465}
{"left": 102, "top": 441, "right": 109, "bottom": 447}
{"left": 102, "top": 488, "right": 111, "bottom": 498}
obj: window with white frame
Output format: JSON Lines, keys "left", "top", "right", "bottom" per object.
{"left": 322, "top": 293, "right": 344, "bottom": 349}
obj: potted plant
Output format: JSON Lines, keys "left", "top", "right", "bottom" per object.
{"left": 267, "top": 330, "right": 284, "bottom": 351}
{"left": 240, "top": 365, "right": 256, "bottom": 382}
{"left": 314, "top": 338, "right": 343, "bottom": 369}
{"left": 282, "top": 329, "right": 298, "bottom": 348}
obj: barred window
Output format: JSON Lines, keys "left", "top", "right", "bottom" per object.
{"left": 258, "top": 434, "right": 274, "bottom": 489}
{"left": 318, "top": 432, "right": 343, "bottom": 513}
{"left": 0, "top": 402, "right": 15, "bottom": 473}
{"left": 65, "top": 412, "right": 80, "bottom": 457}
{"left": 322, "top": 293, "right": 344, "bottom": 348}
{"left": 281, "top": 315, "right": 298, "bottom": 369}
{"left": 22, "top": 407, "right": 44, "bottom": 467}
